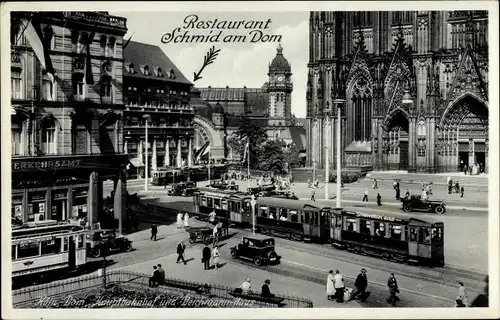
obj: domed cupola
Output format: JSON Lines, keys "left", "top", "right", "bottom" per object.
{"left": 269, "top": 43, "right": 291, "bottom": 73}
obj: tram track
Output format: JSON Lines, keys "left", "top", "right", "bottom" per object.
{"left": 134, "top": 201, "right": 487, "bottom": 292}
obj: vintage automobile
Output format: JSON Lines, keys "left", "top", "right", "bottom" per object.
{"left": 401, "top": 195, "right": 446, "bottom": 214}
{"left": 206, "top": 180, "right": 229, "bottom": 190}
{"left": 87, "top": 229, "right": 133, "bottom": 258}
{"left": 269, "top": 190, "right": 299, "bottom": 200}
{"left": 168, "top": 182, "right": 198, "bottom": 197}
{"left": 230, "top": 236, "right": 281, "bottom": 266}
{"left": 247, "top": 185, "right": 276, "bottom": 197}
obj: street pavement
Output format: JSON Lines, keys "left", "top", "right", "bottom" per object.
{"left": 100, "top": 215, "right": 481, "bottom": 308}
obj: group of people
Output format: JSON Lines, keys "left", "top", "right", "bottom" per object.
{"left": 362, "top": 188, "right": 383, "bottom": 206}
{"left": 447, "top": 177, "right": 465, "bottom": 197}
{"left": 201, "top": 244, "right": 220, "bottom": 270}
{"left": 176, "top": 211, "right": 190, "bottom": 229}
{"left": 462, "top": 162, "right": 484, "bottom": 176}
{"left": 149, "top": 263, "right": 166, "bottom": 287}
{"left": 326, "top": 269, "right": 401, "bottom": 306}
{"left": 238, "top": 278, "right": 275, "bottom": 298}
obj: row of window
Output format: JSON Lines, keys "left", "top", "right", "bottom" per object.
{"left": 126, "top": 64, "right": 177, "bottom": 80}
{"left": 12, "top": 235, "right": 85, "bottom": 260}
{"left": 127, "top": 87, "right": 188, "bottom": 96}
{"left": 11, "top": 118, "right": 116, "bottom": 156}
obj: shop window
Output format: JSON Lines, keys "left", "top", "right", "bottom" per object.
{"left": 11, "top": 70, "right": 22, "bottom": 99}
{"left": 17, "top": 242, "right": 40, "bottom": 259}
{"left": 346, "top": 218, "right": 357, "bottom": 232}
{"left": 72, "top": 188, "right": 88, "bottom": 219}
{"left": 12, "top": 194, "right": 24, "bottom": 224}
{"left": 41, "top": 118, "right": 57, "bottom": 154}
{"left": 360, "top": 219, "right": 371, "bottom": 234}
{"left": 51, "top": 189, "right": 68, "bottom": 221}
{"left": 375, "top": 221, "right": 385, "bottom": 237}
{"left": 11, "top": 119, "right": 23, "bottom": 155}
{"left": 389, "top": 224, "right": 403, "bottom": 240}
{"left": 290, "top": 210, "right": 298, "bottom": 222}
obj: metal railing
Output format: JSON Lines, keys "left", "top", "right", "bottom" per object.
{"left": 13, "top": 270, "right": 313, "bottom": 308}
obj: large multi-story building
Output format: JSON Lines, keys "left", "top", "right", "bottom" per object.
{"left": 122, "top": 41, "right": 195, "bottom": 178}
{"left": 10, "top": 12, "right": 129, "bottom": 228}
{"left": 193, "top": 44, "right": 306, "bottom": 163}
{"left": 307, "top": 11, "right": 489, "bottom": 173}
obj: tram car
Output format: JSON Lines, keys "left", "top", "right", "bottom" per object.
{"left": 151, "top": 168, "right": 185, "bottom": 186}
{"left": 11, "top": 220, "right": 88, "bottom": 286}
{"left": 192, "top": 190, "right": 445, "bottom": 266}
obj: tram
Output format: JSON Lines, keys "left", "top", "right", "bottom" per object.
{"left": 11, "top": 220, "right": 88, "bottom": 285}
{"left": 151, "top": 164, "right": 228, "bottom": 186}
{"left": 192, "top": 189, "right": 445, "bottom": 266}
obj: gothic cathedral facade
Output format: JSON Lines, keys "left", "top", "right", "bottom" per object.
{"left": 306, "top": 11, "right": 489, "bottom": 173}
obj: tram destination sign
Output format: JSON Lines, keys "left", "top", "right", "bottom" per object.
{"left": 351, "top": 211, "right": 401, "bottom": 222}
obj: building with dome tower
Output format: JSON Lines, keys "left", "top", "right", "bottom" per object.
{"left": 192, "top": 44, "right": 306, "bottom": 163}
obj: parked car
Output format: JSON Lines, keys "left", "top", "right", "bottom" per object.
{"left": 401, "top": 195, "right": 446, "bottom": 214}
{"left": 230, "top": 236, "right": 281, "bottom": 266}
{"left": 168, "top": 182, "right": 198, "bottom": 197}
{"left": 206, "top": 180, "right": 229, "bottom": 190}
{"left": 269, "top": 190, "right": 298, "bottom": 200}
{"left": 87, "top": 229, "right": 133, "bottom": 258}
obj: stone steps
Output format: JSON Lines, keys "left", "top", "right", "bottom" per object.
{"left": 368, "top": 172, "right": 488, "bottom": 187}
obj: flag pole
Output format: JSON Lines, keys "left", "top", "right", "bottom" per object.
{"left": 208, "top": 148, "right": 211, "bottom": 184}
{"left": 247, "top": 140, "right": 250, "bottom": 190}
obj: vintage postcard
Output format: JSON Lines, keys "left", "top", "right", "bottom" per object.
{"left": 1, "top": 1, "right": 498, "bottom": 319}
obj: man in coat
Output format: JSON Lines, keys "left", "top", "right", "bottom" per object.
{"left": 387, "top": 273, "right": 400, "bottom": 306}
{"left": 261, "top": 279, "right": 275, "bottom": 298}
{"left": 333, "top": 270, "right": 345, "bottom": 303}
{"left": 157, "top": 264, "right": 165, "bottom": 284}
{"left": 149, "top": 265, "right": 161, "bottom": 287}
{"left": 202, "top": 245, "right": 211, "bottom": 270}
{"left": 151, "top": 224, "right": 158, "bottom": 241}
{"left": 351, "top": 268, "right": 368, "bottom": 301}
{"left": 176, "top": 241, "right": 187, "bottom": 265}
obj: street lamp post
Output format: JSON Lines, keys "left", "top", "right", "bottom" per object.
{"left": 250, "top": 194, "right": 256, "bottom": 235}
{"left": 325, "top": 114, "right": 330, "bottom": 200}
{"left": 333, "top": 100, "right": 345, "bottom": 209}
{"left": 142, "top": 115, "right": 151, "bottom": 192}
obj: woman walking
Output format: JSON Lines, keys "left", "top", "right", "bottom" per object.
{"left": 212, "top": 245, "right": 220, "bottom": 270}
{"left": 183, "top": 212, "right": 190, "bottom": 228}
{"left": 456, "top": 282, "right": 468, "bottom": 307}
{"left": 326, "top": 270, "right": 335, "bottom": 301}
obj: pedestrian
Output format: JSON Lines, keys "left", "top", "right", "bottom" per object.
{"left": 151, "top": 224, "right": 158, "bottom": 241}
{"left": 176, "top": 212, "right": 183, "bottom": 228}
{"left": 157, "top": 264, "right": 165, "bottom": 284}
{"left": 149, "top": 266, "right": 161, "bottom": 287}
{"left": 455, "top": 181, "right": 460, "bottom": 194}
{"left": 202, "top": 245, "right": 211, "bottom": 270}
{"left": 212, "top": 245, "right": 220, "bottom": 270}
{"left": 176, "top": 240, "right": 187, "bottom": 265}
{"left": 239, "top": 278, "right": 252, "bottom": 294}
{"left": 393, "top": 180, "right": 397, "bottom": 190}
{"left": 373, "top": 179, "right": 378, "bottom": 189}
{"left": 261, "top": 279, "right": 275, "bottom": 298}
{"left": 395, "top": 187, "right": 400, "bottom": 200}
{"left": 377, "top": 193, "right": 382, "bottom": 206}
{"left": 223, "top": 216, "right": 229, "bottom": 237}
{"left": 213, "top": 223, "right": 219, "bottom": 246}
{"left": 422, "top": 188, "right": 428, "bottom": 200}
{"left": 183, "top": 212, "right": 190, "bottom": 228}
{"left": 326, "top": 270, "right": 335, "bottom": 301}
{"left": 310, "top": 187, "right": 316, "bottom": 202}
{"left": 404, "top": 189, "right": 410, "bottom": 199}
{"left": 362, "top": 189, "right": 368, "bottom": 202}
{"left": 456, "top": 282, "right": 468, "bottom": 307}
{"left": 351, "top": 268, "right": 368, "bottom": 301}
{"left": 460, "top": 186, "right": 464, "bottom": 198}
{"left": 387, "top": 273, "right": 400, "bottom": 306}
{"left": 208, "top": 210, "right": 216, "bottom": 225}
{"left": 464, "top": 165, "right": 468, "bottom": 175}
{"left": 333, "top": 270, "right": 345, "bottom": 303}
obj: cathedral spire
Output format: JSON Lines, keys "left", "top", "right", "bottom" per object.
{"left": 277, "top": 43, "right": 283, "bottom": 55}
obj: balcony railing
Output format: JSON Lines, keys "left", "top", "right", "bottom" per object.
{"left": 63, "top": 12, "right": 127, "bottom": 29}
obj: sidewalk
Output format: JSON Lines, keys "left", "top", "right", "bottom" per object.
{"left": 114, "top": 250, "right": 361, "bottom": 308}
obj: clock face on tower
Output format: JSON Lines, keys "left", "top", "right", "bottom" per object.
{"left": 277, "top": 75, "right": 284, "bottom": 82}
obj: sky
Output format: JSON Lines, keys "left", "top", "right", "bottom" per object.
{"left": 111, "top": 11, "right": 309, "bottom": 117}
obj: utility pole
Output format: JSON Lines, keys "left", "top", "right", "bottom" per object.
{"left": 333, "top": 100, "right": 345, "bottom": 208}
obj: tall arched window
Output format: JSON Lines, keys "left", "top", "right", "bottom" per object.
{"left": 351, "top": 77, "right": 373, "bottom": 141}
{"left": 107, "top": 37, "right": 116, "bottom": 58}
{"left": 41, "top": 117, "right": 57, "bottom": 154}
{"left": 11, "top": 117, "right": 24, "bottom": 156}
{"left": 100, "top": 35, "right": 107, "bottom": 56}
{"left": 42, "top": 71, "right": 54, "bottom": 101}
{"left": 101, "top": 75, "right": 112, "bottom": 101}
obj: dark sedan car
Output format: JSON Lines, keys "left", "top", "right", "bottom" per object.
{"left": 401, "top": 195, "right": 446, "bottom": 214}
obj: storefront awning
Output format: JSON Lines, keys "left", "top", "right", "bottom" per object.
{"left": 128, "top": 158, "right": 144, "bottom": 168}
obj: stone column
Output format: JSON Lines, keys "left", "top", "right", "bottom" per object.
{"left": 165, "top": 139, "right": 170, "bottom": 167}
{"left": 113, "top": 169, "right": 127, "bottom": 235}
{"left": 124, "top": 139, "right": 128, "bottom": 154}
{"left": 408, "top": 118, "right": 415, "bottom": 172}
{"left": 188, "top": 137, "right": 193, "bottom": 167}
{"left": 468, "top": 138, "right": 475, "bottom": 167}
{"left": 176, "top": 138, "right": 182, "bottom": 168}
{"left": 88, "top": 171, "right": 99, "bottom": 224}
{"left": 138, "top": 139, "right": 143, "bottom": 162}
{"left": 151, "top": 139, "right": 157, "bottom": 171}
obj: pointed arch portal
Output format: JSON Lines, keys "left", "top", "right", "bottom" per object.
{"left": 383, "top": 109, "right": 409, "bottom": 170}
{"left": 439, "top": 94, "right": 488, "bottom": 172}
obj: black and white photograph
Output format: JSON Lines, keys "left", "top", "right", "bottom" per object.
{"left": 1, "top": 1, "right": 499, "bottom": 319}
